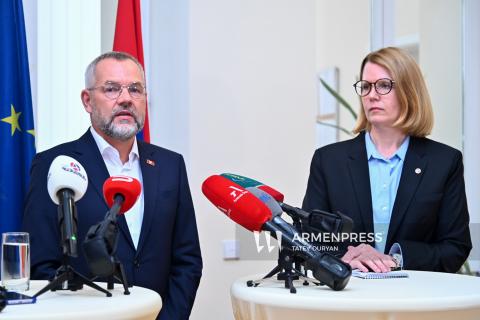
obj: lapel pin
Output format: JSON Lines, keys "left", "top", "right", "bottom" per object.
{"left": 146, "top": 159, "right": 155, "bottom": 166}
{"left": 415, "top": 168, "right": 421, "bottom": 174}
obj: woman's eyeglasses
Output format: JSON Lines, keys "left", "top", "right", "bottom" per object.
{"left": 353, "top": 78, "right": 395, "bottom": 97}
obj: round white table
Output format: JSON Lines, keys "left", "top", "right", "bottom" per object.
{"left": 1, "top": 280, "right": 162, "bottom": 319}
{"left": 231, "top": 271, "right": 480, "bottom": 320}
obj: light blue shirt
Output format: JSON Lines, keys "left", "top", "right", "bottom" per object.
{"left": 365, "top": 132, "right": 410, "bottom": 254}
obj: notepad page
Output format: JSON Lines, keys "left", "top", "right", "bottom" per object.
{"left": 352, "top": 270, "right": 409, "bottom": 279}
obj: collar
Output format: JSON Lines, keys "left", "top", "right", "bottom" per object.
{"left": 365, "top": 131, "right": 410, "bottom": 161}
{"left": 89, "top": 126, "right": 140, "bottom": 161}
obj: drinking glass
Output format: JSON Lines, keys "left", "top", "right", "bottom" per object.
{"left": 1, "top": 232, "right": 30, "bottom": 292}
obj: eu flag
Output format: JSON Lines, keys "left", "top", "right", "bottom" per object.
{"left": 0, "top": 0, "right": 35, "bottom": 234}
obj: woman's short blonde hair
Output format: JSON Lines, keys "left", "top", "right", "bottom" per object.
{"left": 352, "top": 47, "right": 434, "bottom": 137}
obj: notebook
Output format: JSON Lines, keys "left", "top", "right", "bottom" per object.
{"left": 352, "top": 270, "right": 409, "bottom": 279}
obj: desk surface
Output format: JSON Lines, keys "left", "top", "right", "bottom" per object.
{"left": 231, "top": 271, "right": 480, "bottom": 320}
{"left": 1, "top": 280, "right": 162, "bottom": 320}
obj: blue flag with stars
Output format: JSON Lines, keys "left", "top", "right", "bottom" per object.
{"left": 0, "top": 0, "right": 36, "bottom": 234}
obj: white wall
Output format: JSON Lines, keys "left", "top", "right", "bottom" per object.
{"left": 419, "top": 0, "right": 463, "bottom": 150}
{"left": 189, "top": 1, "right": 316, "bottom": 318}
{"left": 146, "top": 0, "right": 190, "bottom": 159}
{"left": 23, "top": 0, "right": 37, "bottom": 128}
{"left": 101, "top": 0, "right": 117, "bottom": 54}
{"left": 315, "top": 0, "right": 371, "bottom": 140}
{"left": 27, "top": 0, "right": 101, "bottom": 152}
{"left": 395, "top": 0, "right": 419, "bottom": 39}
{"left": 463, "top": 0, "right": 480, "bottom": 268}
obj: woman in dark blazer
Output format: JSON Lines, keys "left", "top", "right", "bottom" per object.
{"left": 303, "top": 47, "right": 471, "bottom": 273}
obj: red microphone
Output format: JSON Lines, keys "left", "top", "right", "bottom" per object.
{"left": 257, "top": 185, "right": 284, "bottom": 202}
{"left": 103, "top": 175, "right": 142, "bottom": 214}
{"left": 202, "top": 175, "right": 314, "bottom": 254}
{"left": 219, "top": 173, "right": 285, "bottom": 202}
{"left": 220, "top": 173, "right": 314, "bottom": 219}
{"left": 83, "top": 175, "right": 141, "bottom": 282}
{"left": 202, "top": 174, "right": 352, "bottom": 290}
{"left": 202, "top": 175, "right": 272, "bottom": 231}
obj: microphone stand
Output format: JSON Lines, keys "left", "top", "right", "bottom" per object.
{"left": 104, "top": 197, "right": 130, "bottom": 295}
{"left": 246, "top": 215, "right": 322, "bottom": 294}
{"left": 247, "top": 247, "right": 321, "bottom": 294}
{"left": 34, "top": 256, "right": 112, "bottom": 298}
{"left": 34, "top": 190, "right": 111, "bottom": 298}
{"left": 84, "top": 194, "right": 130, "bottom": 295}
{"left": 291, "top": 215, "right": 310, "bottom": 284}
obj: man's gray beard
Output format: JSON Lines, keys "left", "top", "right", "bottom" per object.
{"left": 93, "top": 106, "right": 145, "bottom": 141}
{"left": 101, "top": 121, "right": 141, "bottom": 141}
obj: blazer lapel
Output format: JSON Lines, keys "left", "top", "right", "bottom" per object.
{"left": 74, "top": 130, "right": 135, "bottom": 250}
{"left": 135, "top": 142, "right": 158, "bottom": 256}
{"left": 347, "top": 132, "right": 374, "bottom": 236}
{"left": 386, "top": 137, "right": 427, "bottom": 246}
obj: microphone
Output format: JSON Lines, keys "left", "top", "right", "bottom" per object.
{"left": 202, "top": 175, "right": 272, "bottom": 232}
{"left": 245, "top": 187, "right": 347, "bottom": 262}
{"left": 221, "top": 173, "right": 353, "bottom": 235}
{"left": 103, "top": 175, "right": 142, "bottom": 220}
{"left": 202, "top": 175, "right": 307, "bottom": 248}
{"left": 221, "top": 173, "right": 285, "bottom": 202}
{"left": 245, "top": 187, "right": 299, "bottom": 238}
{"left": 202, "top": 175, "right": 351, "bottom": 290}
{"left": 47, "top": 155, "right": 88, "bottom": 257}
{"left": 220, "top": 175, "right": 308, "bottom": 243}
{"left": 83, "top": 176, "right": 141, "bottom": 278}
{"left": 221, "top": 173, "right": 306, "bottom": 216}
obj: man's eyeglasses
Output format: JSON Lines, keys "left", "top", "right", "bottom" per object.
{"left": 353, "top": 78, "right": 395, "bottom": 97}
{"left": 88, "top": 82, "right": 146, "bottom": 100}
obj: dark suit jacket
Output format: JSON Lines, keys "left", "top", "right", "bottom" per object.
{"left": 302, "top": 132, "right": 471, "bottom": 272}
{"left": 22, "top": 130, "right": 202, "bottom": 319}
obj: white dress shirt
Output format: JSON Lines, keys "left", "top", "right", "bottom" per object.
{"left": 90, "top": 127, "right": 144, "bottom": 249}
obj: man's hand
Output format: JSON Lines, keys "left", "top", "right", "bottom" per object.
{"left": 341, "top": 243, "right": 396, "bottom": 272}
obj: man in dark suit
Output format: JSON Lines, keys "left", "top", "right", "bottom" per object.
{"left": 23, "top": 52, "right": 202, "bottom": 319}
{"left": 303, "top": 47, "right": 471, "bottom": 273}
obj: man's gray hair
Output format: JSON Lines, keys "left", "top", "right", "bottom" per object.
{"left": 84, "top": 51, "right": 145, "bottom": 88}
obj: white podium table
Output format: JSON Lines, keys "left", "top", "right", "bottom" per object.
{"left": 231, "top": 271, "right": 480, "bottom": 320}
{"left": 1, "top": 280, "right": 162, "bottom": 319}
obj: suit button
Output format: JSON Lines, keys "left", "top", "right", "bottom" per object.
{"left": 134, "top": 259, "right": 140, "bottom": 268}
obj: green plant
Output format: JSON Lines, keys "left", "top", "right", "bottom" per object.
{"left": 318, "top": 78, "right": 357, "bottom": 136}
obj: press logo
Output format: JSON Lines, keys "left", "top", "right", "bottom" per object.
{"left": 62, "top": 162, "right": 86, "bottom": 181}
{"left": 228, "top": 185, "right": 247, "bottom": 202}
{"left": 112, "top": 176, "right": 134, "bottom": 182}
{"left": 253, "top": 231, "right": 283, "bottom": 253}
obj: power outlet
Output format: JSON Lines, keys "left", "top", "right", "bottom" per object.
{"left": 222, "top": 239, "right": 240, "bottom": 260}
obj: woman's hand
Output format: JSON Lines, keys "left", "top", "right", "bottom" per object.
{"left": 341, "top": 243, "right": 396, "bottom": 272}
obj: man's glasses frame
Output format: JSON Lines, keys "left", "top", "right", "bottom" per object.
{"left": 87, "top": 82, "right": 147, "bottom": 100}
{"left": 353, "top": 78, "right": 395, "bottom": 97}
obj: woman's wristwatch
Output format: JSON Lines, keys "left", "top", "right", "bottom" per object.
{"left": 390, "top": 253, "right": 403, "bottom": 270}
